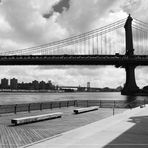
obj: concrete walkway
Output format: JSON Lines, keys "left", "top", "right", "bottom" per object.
{"left": 23, "top": 105, "right": 148, "bottom": 148}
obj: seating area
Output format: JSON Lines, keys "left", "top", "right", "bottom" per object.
{"left": 11, "top": 106, "right": 99, "bottom": 125}
{"left": 11, "top": 112, "right": 63, "bottom": 125}
{"left": 73, "top": 106, "right": 99, "bottom": 114}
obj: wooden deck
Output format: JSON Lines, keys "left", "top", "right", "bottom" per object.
{"left": 0, "top": 107, "right": 126, "bottom": 148}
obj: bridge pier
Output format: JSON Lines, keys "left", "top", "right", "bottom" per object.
{"left": 121, "top": 65, "right": 139, "bottom": 95}
{"left": 121, "top": 15, "right": 140, "bottom": 95}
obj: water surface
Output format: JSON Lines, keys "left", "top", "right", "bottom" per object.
{"left": 0, "top": 92, "right": 147, "bottom": 105}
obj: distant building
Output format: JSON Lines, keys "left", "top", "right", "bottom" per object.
{"left": 1, "top": 78, "right": 9, "bottom": 89}
{"left": 87, "top": 82, "right": 90, "bottom": 91}
{"left": 32, "top": 80, "right": 39, "bottom": 90}
{"left": 17, "top": 82, "right": 25, "bottom": 90}
{"left": 18, "top": 82, "right": 32, "bottom": 90}
{"left": 10, "top": 78, "right": 18, "bottom": 90}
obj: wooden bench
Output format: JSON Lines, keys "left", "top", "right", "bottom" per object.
{"left": 11, "top": 112, "right": 63, "bottom": 125}
{"left": 74, "top": 106, "right": 99, "bottom": 114}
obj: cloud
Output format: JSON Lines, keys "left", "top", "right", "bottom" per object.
{"left": 136, "top": 67, "right": 148, "bottom": 88}
{"left": 121, "top": 0, "right": 141, "bottom": 14}
{"left": 120, "top": 0, "right": 148, "bottom": 22}
{"left": 57, "top": 0, "right": 119, "bottom": 34}
{"left": 0, "top": 0, "right": 68, "bottom": 52}
{"left": 43, "top": 0, "right": 70, "bottom": 19}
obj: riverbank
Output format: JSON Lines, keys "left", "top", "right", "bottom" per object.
{"left": 0, "top": 107, "right": 126, "bottom": 148}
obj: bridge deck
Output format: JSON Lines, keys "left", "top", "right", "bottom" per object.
{"left": 0, "top": 55, "right": 148, "bottom": 65}
{"left": 0, "top": 107, "right": 125, "bottom": 148}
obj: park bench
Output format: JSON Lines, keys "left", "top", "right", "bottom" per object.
{"left": 11, "top": 112, "right": 63, "bottom": 125}
{"left": 74, "top": 106, "right": 99, "bottom": 114}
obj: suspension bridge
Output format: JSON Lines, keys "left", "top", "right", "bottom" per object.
{"left": 0, "top": 15, "right": 148, "bottom": 95}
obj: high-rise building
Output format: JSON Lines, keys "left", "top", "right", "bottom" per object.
{"left": 10, "top": 78, "right": 18, "bottom": 90}
{"left": 1, "top": 78, "right": 9, "bottom": 89}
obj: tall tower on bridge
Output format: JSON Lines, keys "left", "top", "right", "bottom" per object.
{"left": 121, "top": 15, "right": 140, "bottom": 95}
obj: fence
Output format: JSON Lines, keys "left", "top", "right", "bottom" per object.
{"left": 0, "top": 99, "right": 146, "bottom": 114}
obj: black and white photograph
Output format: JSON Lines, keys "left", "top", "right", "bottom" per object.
{"left": 0, "top": 0, "right": 148, "bottom": 147}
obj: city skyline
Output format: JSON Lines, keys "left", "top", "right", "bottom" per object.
{"left": 0, "top": 77, "right": 56, "bottom": 90}
{"left": 0, "top": 77, "right": 102, "bottom": 89}
{"left": 0, "top": 0, "right": 148, "bottom": 88}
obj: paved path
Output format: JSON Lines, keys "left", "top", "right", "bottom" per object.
{"left": 24, "top": 105, "right": 148, "bottom": 148}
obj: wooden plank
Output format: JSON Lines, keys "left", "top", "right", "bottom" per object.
{"left": 11, "top": 112, "right": 63, "bottom": 125}
{"left": 74, "top": 106, "right": 99, "bottom": 114}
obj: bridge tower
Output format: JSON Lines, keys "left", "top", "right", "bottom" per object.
{"left": 121, "top": 15, "right": 140, "bottom": 95}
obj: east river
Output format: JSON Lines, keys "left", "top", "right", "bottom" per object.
{"left": 0, "top": 92, "right": 147, "bottom": 105}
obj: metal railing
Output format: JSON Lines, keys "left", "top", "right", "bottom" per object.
{"left": 0, "top": 99, "right": 146, "bottom": 115}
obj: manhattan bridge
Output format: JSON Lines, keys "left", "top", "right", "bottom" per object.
{"left": 0, "top": 15, "right": 148, "bottom": 95}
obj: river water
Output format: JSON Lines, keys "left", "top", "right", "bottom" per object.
{"left": 0, "top": 92, "right": 147, "bottom": 105}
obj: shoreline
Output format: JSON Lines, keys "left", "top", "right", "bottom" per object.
{"left": 0, "top": 90, "right": 121, "bottom": 93}
{"left": 0, "top": 90, "right": 148, "bottom": 96}
{"left": 0, "top": 91, "right": 120, "bottom": 94}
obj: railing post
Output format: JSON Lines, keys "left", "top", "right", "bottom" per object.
{"left": 50, "top": 102, "right": 52, "bottom": 109}
{"left": 59, "top": 102, "right": 61, "bottom": 108}
{"left": 113, "top": 106, "right": 115, "bottom": 116}
{"left": 14, "top": 104, "right": 17, "bottom": 114}
{"left": 28, "top": 104, "right": 31, "bottom": 113}
{"left": 87, "top": 100, "right": 89, "bottom": 107}
{"left": 144, "top": 99, "right": 145, "bottom": 107}
{"left": 40, "top": 103, "right": 42, "bottom": 111}
{"left": 67, "top": 101, "right": 69, "bottom": 107}
{"left": 74, "top": 100, "right": 78, "bottom": 107}
{"left": 114, "top": 101, "right": 116, "bottom": 108}
{"left": 74, "top": 100, "right": 76, "bottom": 107}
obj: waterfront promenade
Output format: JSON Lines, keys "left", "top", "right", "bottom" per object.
{"left": 23, "top": 105, "right": 148, "bottom": 148}
{"left": 0, "top": 107, "right": 125, "bottom": 148}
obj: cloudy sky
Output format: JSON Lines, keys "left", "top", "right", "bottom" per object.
{"left": 0, "top": 0, "right": 148, "bottom": 88}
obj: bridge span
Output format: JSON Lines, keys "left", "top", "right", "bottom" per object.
{"left": 0, "top": 55, "right": 148, "bottom": 65}
{"left": 0, "top": 15, "right": 148, "bottom": 95}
